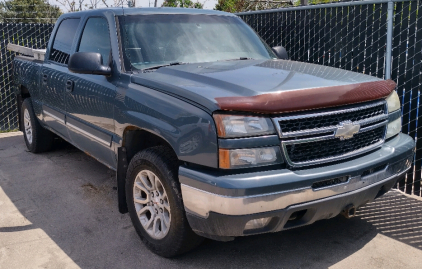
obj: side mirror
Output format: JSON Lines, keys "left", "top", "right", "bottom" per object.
{"left": 272, "top": 46, "right": 289, "bottom": 60}
{"left": 68, "top": 52, "right": 111, "bottom": 76}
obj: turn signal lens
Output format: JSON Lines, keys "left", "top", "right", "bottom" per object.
{"left": 219, "top": 147, "right": 282, "bottom": 169}
{"left": 214, "top": 114, "right": 275, "bottom": 138}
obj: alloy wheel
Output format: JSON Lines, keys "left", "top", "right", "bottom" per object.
{"left": 133, "top": 170, "right": 171, "bottom": 240}
{"left": 23, "top": 108, "right": 33, "bottom": 144}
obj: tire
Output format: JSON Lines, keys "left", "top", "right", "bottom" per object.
{"left": 21, "top": 98, "right": 54, "bottom": 153}
{"left": 126, "top": 146, "right": 203, "bottom": 257}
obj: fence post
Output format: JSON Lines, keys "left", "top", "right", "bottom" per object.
{"left": 385, "top": 0, "right": 394, "bottom": 80}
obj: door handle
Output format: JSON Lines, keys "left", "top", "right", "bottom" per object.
{"left": 42, "top": 74, "right": 48, "bottom": 84}
{"left": 66, "top": 80, "right": 74, "bottom": 92}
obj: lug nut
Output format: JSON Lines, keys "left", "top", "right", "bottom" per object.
{"left": 156, "top": 191, "right": 159, "bottom": 196}
{"left": 160, "top": 199, "right": 163, "bottom": 204}
{"left": 160, "top": 208, "right": 163, "bottom": 213}
{"left": 155, "top": 209, "right": 158, "bottom": 214}
{"left": 151, "top": 192, "right": 154, "bottom": 197}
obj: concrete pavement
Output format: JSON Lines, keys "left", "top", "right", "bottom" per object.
{"left": 1, "top": 131, "right": 422, "bottom": 269}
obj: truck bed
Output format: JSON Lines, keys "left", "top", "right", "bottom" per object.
{"left": 7, "top": 43, "right": 46, "bottom": 61}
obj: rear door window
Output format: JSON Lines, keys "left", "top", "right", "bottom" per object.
{"left": 78, "top": 17, "right": 111, "bottom": 65}
{"left": 50, "top": 18, "right": 80, "bottom": 65}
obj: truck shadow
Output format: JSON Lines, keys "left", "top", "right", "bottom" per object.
{"left": 182, "top": 191, "right": 422, "bottom": 268}
{"left": 1, "top": 133, "right": 421, "bottom": 268}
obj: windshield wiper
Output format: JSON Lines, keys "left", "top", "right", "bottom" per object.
{"left": 142, "top": 62, "right": 186, "bottom": 71}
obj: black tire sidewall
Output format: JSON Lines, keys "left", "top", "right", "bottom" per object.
{"left": 126, "top": 149, "right": 189, "bottom": 256}
{"left": 21, "top": 98, "right": 54, "bottom": 153}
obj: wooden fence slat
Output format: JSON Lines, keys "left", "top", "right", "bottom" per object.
{"left": 320, "top": 8, "right": 327, "bottom": 65}
{"left": 392, "top": 1, "right": 403, "bottom": 82}
{"left": 403, "top": 1, "right": 418, "bottom": 194}
{"left": 412, "top": 1, "right": 422, "bottom": 196}
{"left": 345, "top": 6, "right": 355, "bottom": 71}
{"left": 364, "top": 4, "right": 374, "bottom": 75}
{"left": 377, "top": 3, "right": 388, "bottom": 78}
{"left": 333, "top": 7, "right": 342, "bottom": 68}
{"left": 309, "top": 9, "right": 316, "bottom": 63}
{"left": 370, "top": 4, "right": 381, "bottom": 76}
{"left": 352, "top": 5, "right": 361, "bottom": 72}
{"left": 303, "top": 10, "right": 310, "bottom": 62}
{"left": 340, "top": 6, "right": 348, "bottom": 69}
{"left": 357, "top": 5, "right": 368, "bottom": 73}
{"left": 327, "top": 7, "right": 335, "bottom": 67}
{"left": 293, "top": 10, "right": 301, "bottom": 61}
{"left": 299, "top": 10, "right": 306, "bottom": 62}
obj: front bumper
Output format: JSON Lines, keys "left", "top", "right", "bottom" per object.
{"left": 179, "top": 133, "right": 414, "bottom": 239}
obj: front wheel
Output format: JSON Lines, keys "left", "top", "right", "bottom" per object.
{"left": 126, "top": 146, "right": 203, "bottom": 257}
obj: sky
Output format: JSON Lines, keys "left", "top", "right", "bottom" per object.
{"left": 48, "top": 0, "right": 218, "bottom": 11}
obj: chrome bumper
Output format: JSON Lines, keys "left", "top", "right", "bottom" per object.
{"left": 182, "top": 159, "right": 411, "bottom": 217}
{"left": 180, "top": 133, "right": 415, "bottom": 218}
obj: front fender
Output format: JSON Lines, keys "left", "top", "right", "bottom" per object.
{"left": 114, "top": 82, "right": 218, "bottom": 168}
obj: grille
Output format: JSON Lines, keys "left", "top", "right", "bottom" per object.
{"left": 285, "top": 126, "right": 385, "bottom": 164}
{"left": 273, "top": 101, "right": 388, "bottom": 167}
{"left": 278, "top": 102, "right": 386, "bottom": 134}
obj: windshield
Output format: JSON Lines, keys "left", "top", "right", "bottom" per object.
{"left": 118, "top": 14, "right": 276, "bottom": 71}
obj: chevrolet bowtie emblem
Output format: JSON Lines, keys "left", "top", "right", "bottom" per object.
{"left": 335, "top": 121, "right": 360, "bottom": 140}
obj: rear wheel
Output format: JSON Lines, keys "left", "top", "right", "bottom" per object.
{"left": 126, "top": 146, "right": 203, "bottom": 257}
{"left": 21, "top": 98, "right": 54, "bottom": 153}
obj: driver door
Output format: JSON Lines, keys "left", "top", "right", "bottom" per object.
{"left": 65, "top": 17, "right": 116, "bottom": 168}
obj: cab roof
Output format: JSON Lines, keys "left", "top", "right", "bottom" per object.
{"left": 59, "top": 7, "right": 235, "bottom": 18}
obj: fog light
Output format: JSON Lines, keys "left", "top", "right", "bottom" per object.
{"left": 244, "top": 217, "right": 272, "bottom": 230}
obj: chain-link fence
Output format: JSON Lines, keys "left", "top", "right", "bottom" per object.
{"left": 297, "top": 0, "right": 366, "bottom": 5}
{"left": 0, "top": 23, "right": 54, "bottom": 131}
{"left": 238, "top": 0, "right": 422, "bottom": 196}
{"left": 0, "top": 3, "right": 58, "bottom": 131}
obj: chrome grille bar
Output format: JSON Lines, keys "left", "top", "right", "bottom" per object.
{"left": 272, "top": 100, "right": 388, "bottom": 167}
{"left": 272, "top": 100, "right": 387, "bottom": 138}
{"left": 277, "top": 114, "right": 388, "bottom": 139}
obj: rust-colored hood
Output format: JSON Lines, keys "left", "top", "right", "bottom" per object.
{"left": 132, "top": 59, "right": 395, "bottom": 114}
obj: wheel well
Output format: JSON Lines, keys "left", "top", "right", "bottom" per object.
{"left": 20, "top": 85, "right": 30, "bottom": 99}
{"left": 117, "top": 127, "right": 178, "bottom": 214}
{"left": 122, "top": 127, "right": 178, "bottom": 164}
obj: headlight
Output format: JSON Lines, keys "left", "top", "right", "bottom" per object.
{"left": 213, "top": 114, "right": 275, "bottom": 138}
{"left": 219, "top": 146, "right": 283, "bottom": 169}
{"left": 386, "top": 91, "right": 400, "bottom": 113}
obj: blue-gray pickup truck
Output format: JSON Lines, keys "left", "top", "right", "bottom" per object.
{"left": 10, "top": 7, "right": 415, "bottom": 257}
